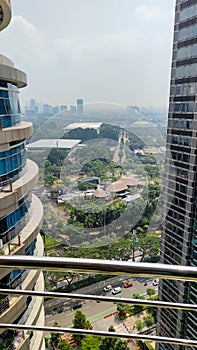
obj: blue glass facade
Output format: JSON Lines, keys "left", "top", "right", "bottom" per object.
{"left": 0, "top": 81, "right": 21, "bottom": 129}
{"left": 0, "top": 80, "right": 26, "bottom": 184}
{"left": 0, "top": 194, "right": 31, "bottom": 244}
{"left": 0, "top": 142, "right": 26, "bottom": 181}
{"left": 0, "top": 4, "right": 45, "bottom": 347}
{"left": 0, "top": 240, "right": 37, "bottom": 288}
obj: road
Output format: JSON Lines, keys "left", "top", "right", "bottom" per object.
{"left": 45, "top": 277, "right": 156, "bottom": 331}
{"left": 44, "top": 275, "right": 129, "bottom": 313}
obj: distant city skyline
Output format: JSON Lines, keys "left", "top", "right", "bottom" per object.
{"left": 1, "top": 0, "right": 175, "bottom": 108}
{"left": 24, "top": 97, "right": 168, "bottom": 117}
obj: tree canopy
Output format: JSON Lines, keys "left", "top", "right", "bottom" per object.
{"left": 99, "top": 326, "right": 129, "bottom": 350}
{"left": 57, "top": 340, "right": 72, "bottom": 349}
{"left": 72, "top": 309, "right": 91, "bottom": 346}
{"left": 137, "top": 233, "right": 160, "bottom": 261}
{"left": 81, "top": 336, "right": 100, "bottom": 350}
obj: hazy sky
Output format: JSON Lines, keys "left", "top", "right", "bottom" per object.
{"left": 1, "top": 0, "right": 176, "bottom": 108}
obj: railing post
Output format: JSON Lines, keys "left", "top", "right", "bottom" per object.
{"left": 9, "top": 179, "right": 12, "bottom": 192}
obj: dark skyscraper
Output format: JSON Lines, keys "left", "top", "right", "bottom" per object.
{"left": 77, "top": 98, "right": 83, "bottom": 115}
{"left": 158, "top": 1, "right": 197, "bottom": 349}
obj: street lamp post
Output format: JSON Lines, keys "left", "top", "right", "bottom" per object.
{"left": 132, "top": 229, "right": 137, "bottom": 262}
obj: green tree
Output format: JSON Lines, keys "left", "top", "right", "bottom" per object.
{"left": 99, "top": 326, "right": 129, "bottom": 350}
{"left": 146, "top": 288, "right": 155, "bottom": 296}
{"left": 58, "top": 340, "right": 72, "bottom": 349}
{"left": 50, "top": 322, "right": 61, "bottom": 348}
{"left": 99, "top": 326, "right": 116, "bottom": 350}
{"left": 78, "top": 181, "right": 97, "bottom": 191}
{"left": 147, "top": 295, "right": 158, "bottom": 323}
{"left": 132, "top": 293, "right": 145, "bottom": 314}
{"left": 84, "top": 214, "right": 94, "bottom": 228}
{"left": 137, "top": 233, "right": 160, "bottom": 261}
{"left": 135, "top": 320, "right": 144, "bottom": 331}
{"left": 44, "top": 172, "right": 56, "bottom": 187}
{"left": 63, "top": 127, "right": 98, "bottom": 142}
{"left": 117, "top": 303, "right": 127, "bottom": 320}
{"left": 47, "top": 148, "right": 68, "bottom": 166}
{"left": 44, "top": 159, "right": 61, "bottom": 186}
{"left": 114, "top": 339, "right": 129, "bottom": 350}
{"left": 99, "top": 124, "right": 119, "bottom": 141}
{"left": 144, "top": 314, "right": 154, "bottom": 328}
{"left": 72, "top": 309, "right": 90, "bottom": 346}
{"left": 81, "top": 336, "right": 100, "bottom": 350}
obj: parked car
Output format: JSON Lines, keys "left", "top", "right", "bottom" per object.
{"left": 153, "top": 279, "right": 159, "bottom": 286}
{"left": 73, "top": 302, "right": 82, "bottom": 310}
{"left": 124, "top": 281, "right": 133, "bottom": 288}
{"left": 103, "top": 285, "right": 112, "bottom": 292}
{"left": 112, "top": 287, "right": 121, "bottom": 295}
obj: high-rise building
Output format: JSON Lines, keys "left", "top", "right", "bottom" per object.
{"left": 53, "top": 105, "right": 59, "bottom": 114}
{"left": 158, "top": 1, "right": 197, "bottom": 349}
{"left": 0, "top": 1, "right": 45, "bottom": 349}
{"left": 77, "top": 98, "right": 83, "bottom": 115}
{"left": 43, "top": 103, "right": 50, "bottom": 114}
{"left": 30, "top": 99, "right": 36, "bottom": 110}
{"left": 70, "top": 105, "right": 77, "bottom": 114}
{"left": 60, "top": 105, "right": 67, "bottom": 113}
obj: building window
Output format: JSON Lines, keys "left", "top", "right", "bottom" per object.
{"left": 0, "top": 142, "right": 26, "bottom": 179}
{"left": 174, "top": 102, "right": 194, "bottom": 112}
{"left": 177, "top": 44, "right": 197, "bottom": 60}
{"left": 180, "top": 4, "right": 197, "bottom": 22}
{"left": 175, "top": 83, "right": 196, "bottom": 95}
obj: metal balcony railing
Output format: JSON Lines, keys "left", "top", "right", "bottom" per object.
{"left": 0, "top": 256, "right": 197, "bottom": 347}
{"left": 0, "top": 295, "right": 9, "bottom": 315}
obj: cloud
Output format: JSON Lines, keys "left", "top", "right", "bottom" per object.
{"left": 12, "top": 15, "right": 39, "bottom": 36}
{"left": 134, "top": 4, "right": 162, "bottom": 23}
{"left": 0, "top": 1, "right": 175, "bottom": 108}
{"left": 1, "top": 15, "right": 55, "bottom": 69}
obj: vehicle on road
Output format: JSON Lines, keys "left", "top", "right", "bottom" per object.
{"left": 153, "top": 279, "right": 159, "bottom": 286}
{"left": 73, "top": 302, "right": 83, "bottom": 310}
{"left": 112, "top": 287, "right": 121, "bottom": 295}
{"left": 124, "top": 281, "right": 133, "bottom": 288}
{"left": 103, "top": 285, "right": 112, "bottom": 292}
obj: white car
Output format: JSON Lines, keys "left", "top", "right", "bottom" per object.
{"left": 153, "top": 279, "right": 159, "bottom": 286}
{"left": 103, "top": 285, "right": 112, "bottom": 292}
{"left": 112, "top": 287, "right": 121, "bottom": 295}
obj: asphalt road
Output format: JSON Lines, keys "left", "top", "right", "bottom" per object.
{"left": 44, "top": 275, "right": 134, "bottom": 313}
{"left": 45, "top": 277, "right": 156, "bottom": 331}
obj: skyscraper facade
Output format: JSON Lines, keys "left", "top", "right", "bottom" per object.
{"left": 158, "top": 1, "right": 197, "bottom": 349}
{"left": 77, "top": 98, "right": 83, "bottom": 115}
{"left": 0, "top": 2, "right": 45, "bottom": 349}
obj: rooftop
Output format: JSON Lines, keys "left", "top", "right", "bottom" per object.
{"left": 63, "top": 122, "right": 103, "bottom": 131}
{"left": 106, "top": 180, "right": 128, "bottom": 193}
{"left": 78, "top": 176, "right": 99, "bottom": 183}
{"left": 120, "top": 176, "right": 138, "bottom": 187}
{"left": 27, "top": 139, "right": 81, "bottom": 150}
{"left": 94, "top": 186, "right": 108, "bottom": 198}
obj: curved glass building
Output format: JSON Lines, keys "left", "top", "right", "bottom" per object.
{"left": 0, "top": 2, "right": 45, "bottom": 349}
{"left": 0, "top": 0, "right": 11, "bottom": 31}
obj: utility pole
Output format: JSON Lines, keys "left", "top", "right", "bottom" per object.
{"left": 132, "top": 229, "right": 137, "bottom": 261}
